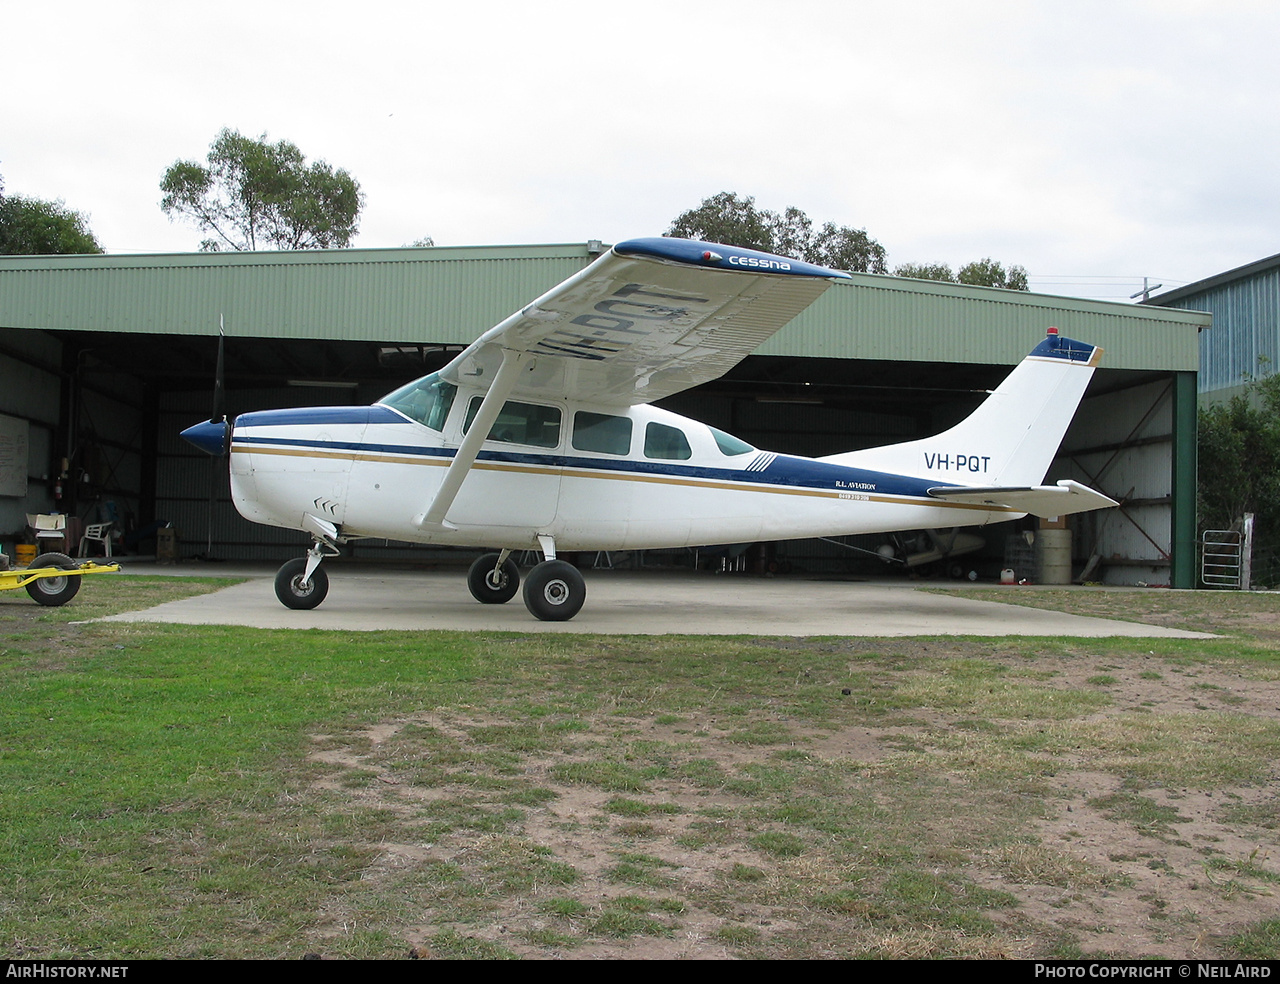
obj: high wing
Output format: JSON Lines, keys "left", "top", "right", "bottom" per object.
{"left": 414, "top": 238, "right": 848, "bottom": 531}
{"left": 927, "top": 480, "right": 1118, "bottom": 517}
{"left": 437, "top": 237, "right": 850, "bottom": 407}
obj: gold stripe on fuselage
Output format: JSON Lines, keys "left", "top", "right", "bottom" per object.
{"left": 231, "top": 443, "right": 1013, "bottom": 513}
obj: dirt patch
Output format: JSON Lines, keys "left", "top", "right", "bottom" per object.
{"left": 299, "top": 637, "right": 1280, "bottom": 959}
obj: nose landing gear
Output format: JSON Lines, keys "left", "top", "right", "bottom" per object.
{"left": 274, "top": 534, "right": 338, "bottom": 610}
{"left": 467, "top": 550, "right": 520, "bottom": 604}
{"left": 274, "top": 556, "right": 331, "bottom": 610}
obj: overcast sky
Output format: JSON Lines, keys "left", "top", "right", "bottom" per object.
{"left": 4, "top": 0, "right": 1277, "bottom": 302}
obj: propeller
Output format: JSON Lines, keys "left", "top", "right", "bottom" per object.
{"left": 179, "top": 316, "right": 232, "bottom": 455}
{"left": 211, "top": 315, "right": 226, "bottom": 424}
{"left": 176, "top": 316, "right": 232, "bottom": 561}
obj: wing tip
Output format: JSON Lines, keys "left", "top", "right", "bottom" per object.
{"left": 615, "top": 237, "right": 852, "bottom": 280}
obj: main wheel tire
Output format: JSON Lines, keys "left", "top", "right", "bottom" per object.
{"left": 274, "top": 558, "right": 330, "bottom": 610}
{"left": 522, "top": 560, "right": 586, "bottom": 621}
{"left": 25, "top": 552, "right": 81, "bottom": 607}
{"left": 467, "top": 553, "right": 520, "bottom": 604}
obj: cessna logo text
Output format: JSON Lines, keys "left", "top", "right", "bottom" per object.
{"left": 728, "top": 255, "right": 791, "bottom": 271}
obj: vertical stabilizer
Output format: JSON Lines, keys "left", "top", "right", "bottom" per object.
{"left": 821, "top": 329, "right": 1101, "bottom": 487}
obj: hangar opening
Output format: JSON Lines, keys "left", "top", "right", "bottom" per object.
{"left": 0, "top": 244, "right": 1207, "bottom": 587}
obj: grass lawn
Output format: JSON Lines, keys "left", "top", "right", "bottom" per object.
{"left": 3, "top": 574, "right": 1279, "bottom": 959}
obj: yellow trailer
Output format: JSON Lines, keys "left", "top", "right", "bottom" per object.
{"left": 0, "top": 552, "right": 120, "bottom": 606}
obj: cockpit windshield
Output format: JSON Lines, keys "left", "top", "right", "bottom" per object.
{"left": 378, "top": 372, "right": 457, "bottom": 432}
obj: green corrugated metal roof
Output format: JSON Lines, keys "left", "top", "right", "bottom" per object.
{"left": 0, "top": 243, "right": 1207, "bottom": 371}
{"left": 774, "top": 271, "right": 1208, "bottom": 370}
{"left": 0, "top": 243, "right": 598, "bottom": 343}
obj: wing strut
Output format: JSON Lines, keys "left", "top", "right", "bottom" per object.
{"left": 413, "top": 348, "right": 530, "bottom": 531}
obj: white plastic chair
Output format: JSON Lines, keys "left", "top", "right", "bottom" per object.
{"left": 78, "top": 522, "right": 113, "bottom": 558}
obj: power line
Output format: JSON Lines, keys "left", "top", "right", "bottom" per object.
{"left": 1030, "top": 275, "right": 1187, "bottom": 286}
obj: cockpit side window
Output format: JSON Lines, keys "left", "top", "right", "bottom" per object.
{"left": 379, "top": 373, "right": 457, "bottom": 432}
{"left": 644, "top": 422, "right": 692, "bottom": 460}
{"left": 463, "top": 397, "right": 562, "bottom": 448}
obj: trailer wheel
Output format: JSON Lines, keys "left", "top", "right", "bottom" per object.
{"left": 25, "top": 552, "right": 81, "bottom": 607}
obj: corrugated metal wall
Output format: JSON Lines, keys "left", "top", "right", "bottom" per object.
{"left": 1, "top": 245, "right": 1208, "bottom": 369}
{"left": 1144, "top": 255, "right": 1280, "bottom": 396}
{"left": 1168, "top": 268, "right": 1280, "bottom": 393}
{"left": 1056, "top": 378, "right": 1176, "bottom": 585}
{"left": 74, "top": 369, "right": 145, "bottom": 537}
{"left": 0, "top": 327, "right": 147, "bottom": 555}
{"left": 0, "top": 328, "right": 60, "bottom": 544}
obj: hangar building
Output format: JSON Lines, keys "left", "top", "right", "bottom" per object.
{"left": 1145, "top": 251, "right": 1280, "bottom": 403}
{"left": 0, "top": 243, "right": 1208, "bottom": 587}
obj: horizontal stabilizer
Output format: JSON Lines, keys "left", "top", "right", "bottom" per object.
{"left": 927, "top": 479, "right": 1117, "bottom": 517}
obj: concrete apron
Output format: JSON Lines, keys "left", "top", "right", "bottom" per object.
{"left": 100, "top": 568, "right": 1214, "bottom": 638}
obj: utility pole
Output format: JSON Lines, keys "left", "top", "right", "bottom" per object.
{"left": 1130, "top": 277, "right": 1163, "bottom": 303}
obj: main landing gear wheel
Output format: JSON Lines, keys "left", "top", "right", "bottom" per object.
{"left": 522, "top": 560, "right": 586, "bottom": 622}
{"left": 275, "top": 557, "right": 330, "bottom": 610}
{"left": 25, "top": 552, "right": 81, "bottom": 607}
{"left": 468, "top": 553, "right": 520, "bottom": 604}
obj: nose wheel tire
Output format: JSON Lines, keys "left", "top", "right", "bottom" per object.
{"left": 275, "top": 558, "right": 330, "bottom": 610}
{"left": 468, "top": 553, "right": 520, "bottom": 604}
{"left": 25, "top": 552, "right": 81, "bottom": 607}
{"left": 522, "top": 560, "right": 586, "bottom": 621}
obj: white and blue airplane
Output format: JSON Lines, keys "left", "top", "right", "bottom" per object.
{"left": 182, "top": 237, "right": 1116, "bottom": 621}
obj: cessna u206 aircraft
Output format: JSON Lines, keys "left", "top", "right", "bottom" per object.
{"left": 182, "top": 237, "right": 1116, "bottom": 621}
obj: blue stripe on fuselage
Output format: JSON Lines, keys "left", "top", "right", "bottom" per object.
{"left": 236, "top": 406, "right": 408, "bottom": 428}
{"left": 232, "top": 430, "right": 936, "bottom": 498}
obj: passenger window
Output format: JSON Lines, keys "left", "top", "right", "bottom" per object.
{"left": 378, "top": 373, "right": 457, "bottom": 432}
{"left": 710, "top": 426, "right": 754, "bottom": 456}
{"left": 573, "top": 411, "right": 632, "bottom": 455}
{"left": 463, "top": 397, "right": 561, "bottom": 448}
{"left": 644, "top": 422, "right": 692, "bottom": 460}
